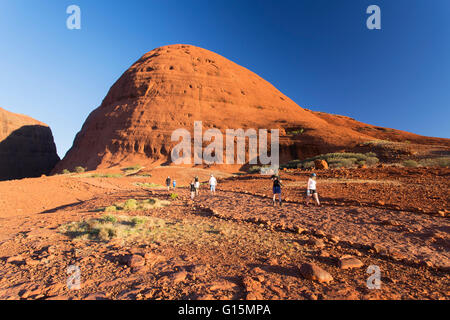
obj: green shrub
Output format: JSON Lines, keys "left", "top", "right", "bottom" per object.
{"left": 366, "top": 157, "right": 380, "bottom": 166}
{"left": 131, "top": 217, "right": 146, "bottom": 226}
{"left": 122, "top": 165, "right": 142, "bottom": 171}
{"left": 418, "top": 157, "right": 450, "bottom": 168}
{"left": 75, "top": 166, "right": 86, "bottom": 173}
{"left": 101, "top": 214, "right": 118, "bottom": 223}
{"left": 402, "top": 160, "right": 418, "bottom": 167}
{"left": 62, "top": 169, "right": 71, "bottom": 174}
{"left": 281, "top": 152, "right": 379, "bottom": 170}
{"left": 123, "top": 199, "right": 138, "bottom": 211}
{"left": 170, "top": 193, "right": 178, "bottom": 200}
{"left": 103, "top": 206, "right": 117, "bottom": 213}
{"left": 287, "top": 128, "right": 304, "bottom": 135}
{"left": 248, "top": 166, "right": 261, "bottom": 174}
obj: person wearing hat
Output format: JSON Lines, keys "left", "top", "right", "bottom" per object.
{"left": 306, "top": 173, "right": 321, "bottom": 206}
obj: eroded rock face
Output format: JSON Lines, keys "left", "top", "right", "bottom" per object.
{"left": 0, "top": 107, "right": 60, "bottom": 181}
{"left": 55, "top": 44, "right": 449, "bottom": 171}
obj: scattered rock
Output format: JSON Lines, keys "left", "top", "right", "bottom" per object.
{"left": 314, "top": 160, "right": 329, "bottom": 170}
{"left": 299, "top": 263, "right": 333, "bottom": 283}
{"left": 171, "top": 271, "right": 188, "bottom": 284}
{"left": 127, "top": 255, "right": 146, "bottom": 269}
{"left": 209, "top": 280, "right": 239, "bottom": 291}
{"left": 338, "top": 256, "right": 364, "bottom": 269}
{"left": 6, "top": 255, "right": 24, "bottom": 265}
{"left": 308, "top": 238, "right": 325, "bottom": 249}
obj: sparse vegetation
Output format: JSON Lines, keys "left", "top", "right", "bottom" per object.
{"left": 96, "top": 198, "right": 170, "bottom": 213}
{"left": 89, "top": 173, "right": 122, "bottom": 178}
{"left": 122, "top": 165, "right": 142, "bottom": 172}
{"left": 402, "top": 160, "right": 419, "bottom": 168}
{"left": 62, "top": 169, "right": 71, "bottom": 174}
{"left": 281, "top": 152, "right": 379, "bottom": 169}
{"left": 170, "top": 193, "right": 178, "bottom": 200}
{"left": 418, "top": 157, "right": 450, "bottom": 168}
{"left": 74, "top": 166, "right": 86, "bottom": 173}
{"left": 135, "top": 182, "right": 162, "bottom": 188}
{"left": 287, "top": 128, "right": 304, "bottom": 135}
{"left": 60, "top": 214, "right": 155, "bottom": 242}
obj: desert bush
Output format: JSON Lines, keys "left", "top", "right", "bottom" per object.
{"left": 402, "top": 160, "right": 418, "bottom": 167}
{"left": 170, "top": 193, "right": 178, "bottom": 200}
{"left": 281, "top": 152, "right": 378, "bottom": 169}
{"left": 90, "top": 173, "right": 122, "bottom": 178}
{"left": 366, "top": 157, "right": 380, "bottom": 166}
{"left": 248, "top": 166, "right": 261, "bottom": 174}
{"left": 122, "top": 165, "right": 142, "bottom": 171}
{"left": 123, "top": 199, "right": 138, "bottom": 211}
{"left": 74, "top": 166, "right": 86, "bottom": 173}
{"left": 101, "top": 214, "right": 118, "bottom": 223}
{"left": 103, "top": 206, "right": 117, "bottom": 213}
{"left": 62, "top": 169, "right": 71, "bottom": 174}
{"left": 418, "top": 157, "right": 450, "bottom": 168}
{"left": 131, "top": 216, "right": 147, "bottom": 226}
{"left": 287, "top": 128, "right": 304, "bottom": 135}
{"left": 97, "top": 198, "right": 170, "bottom": 213}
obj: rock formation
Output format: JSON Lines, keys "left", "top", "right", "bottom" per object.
{"left": 54, "top": 44, "right": 450, "bottom": 172}
{"left": 0, "top": 107, "right": 60, "bottom": 180}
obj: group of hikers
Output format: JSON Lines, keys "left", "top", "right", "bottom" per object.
{"left": 164, "top": 173, "right": 321, "bottom": 207}
{"left": 271, "top": 173, "right": 320, "bottom": 207}
{"left": 165, "top": 174, "right": 217, "bottom": 200}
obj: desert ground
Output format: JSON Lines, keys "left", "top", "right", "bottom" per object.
{"left": 0, "top": 165, "right": 448, "bottom": 300}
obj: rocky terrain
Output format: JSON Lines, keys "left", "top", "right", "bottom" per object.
{"left": 0, "top": 107, "right": 59, "bottom": 181}
{"left": 0, "top": 166, "right": 448, "bottom": 300}
{"left": 53, "top": 44, "right": 450, "bottom": 172}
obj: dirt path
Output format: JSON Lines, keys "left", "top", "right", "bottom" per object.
{"left": 199, "top": 190, "right": 450, "bottom": 269}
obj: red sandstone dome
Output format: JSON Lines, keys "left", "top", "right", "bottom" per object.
{"left": 54, "top": 44, "right": 449, "bottom": 172}
{"left": 0, "top": 107, "right": 59, "bottom": 180}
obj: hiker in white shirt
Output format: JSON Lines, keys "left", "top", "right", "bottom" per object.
{"left": 209, "top": 174, "right": 217, "bottom": 195}
{"left": 306, "top": 173, "right": 321, "bottom": 206}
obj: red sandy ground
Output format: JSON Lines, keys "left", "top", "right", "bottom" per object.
{"left": 0, "top": 166, "right": 448, "bottom": 300}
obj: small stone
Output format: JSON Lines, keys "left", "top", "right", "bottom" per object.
{"left": 308, "top": 238, "right": 325, "bottom": 249}
{"left": 246, "top": 292, "right": 263, "bottom": 300}
{"left": 127, "top": 255, "right": 146, "bottom": 269}
{"left": 338, "top": 256, "right": 364, "bottom": 269}
{"left": 319, "top": 250, "right": 330, "bottom": 258}
{"left": 171, "top": 271, "right": 188, "bottom": 283}
{"left": 295, "top": 226, "right": 307, "bottom": 234}
{"left": 299, "top": 263, "right": 333, "bottom": 283}
{"left": 6, "top": 255, "right": 24, "bottom": 265}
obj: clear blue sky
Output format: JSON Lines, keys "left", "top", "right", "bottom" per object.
{"left": 1, "top": 0, "right": 449, "bottom": 157}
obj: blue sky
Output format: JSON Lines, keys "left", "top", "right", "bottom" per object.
{"left": 0, "top": 0, "right": 449, "bottom": 157}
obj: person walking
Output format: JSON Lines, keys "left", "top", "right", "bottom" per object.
{"left": 209, "top": 174, "right": 217, "bottom": 195}
{"left": 165, "top": 176, "right": 171, "bottom": 191}
{"left": 172, "top": 179, "right": 177, "bottom": 190}
{"left": 189, "top": 180, "right": 196, "bottom": 200}
{"left": 272, "top": 175, "right": 283, "bottom": 207}
{"left": 194, "top": 176, "right": 200, "bottom": 196}
{"left": 306, "top": 173, "right": 321, "bottom": 206}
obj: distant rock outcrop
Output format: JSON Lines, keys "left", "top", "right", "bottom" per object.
{"left": 54, "top": 44, "right": 450, "bottom": 171}
{"left": 0, "top": 107, "right": 60, "bottom": 181}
